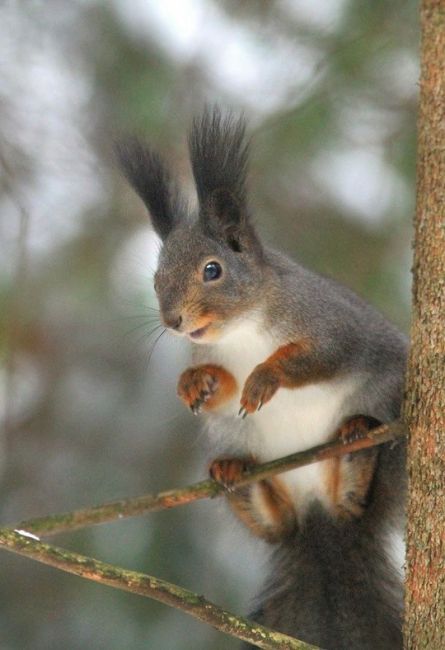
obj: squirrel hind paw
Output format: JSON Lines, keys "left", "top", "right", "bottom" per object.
{"left": 209, "top": 457, "right": 253, "bottom": 488}
{"left": 338, "top": 415, "right": 381, "bottom": 445}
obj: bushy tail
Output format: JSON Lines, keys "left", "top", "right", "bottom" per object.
{"left": 244, "top": 500, "right": 403, "bottom": 650}
{"left": 245, "top": 436, "right": 406, "bottom": 650}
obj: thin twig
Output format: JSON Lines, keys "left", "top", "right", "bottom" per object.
{"left": 10, "top": 421, "right": 405, "bottom": 537}
{"left": 0, "top": 529, "right": 316, "bottom": 650}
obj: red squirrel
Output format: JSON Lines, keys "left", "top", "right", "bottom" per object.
{"left": 117, "top": 107, "right": 406, "bottom": 649}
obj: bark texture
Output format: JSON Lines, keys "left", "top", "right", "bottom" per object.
{"left": 404, "top": 2, "right": 445, "bottom": 648}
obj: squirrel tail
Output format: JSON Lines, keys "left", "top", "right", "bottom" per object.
{"left": 244, "top": 500, "right": 404, "bottom": 650}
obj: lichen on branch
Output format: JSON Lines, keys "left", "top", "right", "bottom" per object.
{"left": 0, "top": 529, "right": 316, "bottom": 650}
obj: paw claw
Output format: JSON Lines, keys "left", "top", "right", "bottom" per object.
{"left": 178, "top": 367, "right": 220, "bottom": 415}
{"left": 238, "top": 406, "right": 249, "bottom": 419}
{"left": 240, "top": 364, "right": 280, "bottom": 415}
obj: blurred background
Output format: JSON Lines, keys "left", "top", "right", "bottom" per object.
{"left": 0, "top": 1, "right": 417, "bottom": 649}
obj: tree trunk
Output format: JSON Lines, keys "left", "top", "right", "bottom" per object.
{"left": 404, "top": 1, "right": 445, "bottom": 648}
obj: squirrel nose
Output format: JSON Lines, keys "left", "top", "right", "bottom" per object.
{"left": 164, "top": 314, "right": 182, "bottom": 331}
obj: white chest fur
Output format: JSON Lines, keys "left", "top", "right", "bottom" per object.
{"left": 196, "top": 315, "right": 362, "bottom": 510}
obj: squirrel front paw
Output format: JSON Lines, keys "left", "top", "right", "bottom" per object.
{"left": 239, "top": 363, "right": 281, "bottom": 417}
{"left": 177, "top": 364, "right": 237, "bottom": 414}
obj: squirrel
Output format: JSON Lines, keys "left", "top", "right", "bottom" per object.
{"left": 117, "top": 107, "right": 407, "bottom": 650}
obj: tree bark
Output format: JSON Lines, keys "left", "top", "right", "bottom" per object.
{"left": 404, "top": 1, "right": 445, "bottom": 648}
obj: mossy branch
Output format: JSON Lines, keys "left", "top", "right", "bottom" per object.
{"left": 0, "top": 421, "right": 405, "bottom": 649}
{"left": 10, "top": 421, "right": 405, "bottom": 537}
{"left": 0, "top": 529, "right": 316, "bottom": 650}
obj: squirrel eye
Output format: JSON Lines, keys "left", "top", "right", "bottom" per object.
{"left": 203, "top": 261, "right": 222, "bottom": 282}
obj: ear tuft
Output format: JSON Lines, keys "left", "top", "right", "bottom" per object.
{"left": 189, "top": 106, "right": 248, "bottom": 207}
{"left": 189, "top": 105, "right": 249, "bottom": 213}
{"left": 115, "top": 138, "right": 186, "bottom": 241}
{"left": 189, "top": 106, "right": 261, "bottom": 252}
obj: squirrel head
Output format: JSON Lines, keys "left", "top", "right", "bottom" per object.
{"left": 116, "top": 107, "right": 265, "bottom": 344}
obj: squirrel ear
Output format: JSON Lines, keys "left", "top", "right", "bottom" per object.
{"left": 115, "top": 138, "right": 186, "bottom": 241}
{"left": 204, "top": 189, "right": 247, "bottom": 252}
{"left": 189, "top": 106, "right": 261, "bottom": 253}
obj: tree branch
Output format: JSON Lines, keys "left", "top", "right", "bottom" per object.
{"left": 0, "top": 421, "right": 405, "bottom": 649}
{"left": 10, "top": 420, "right": 405, "bottom": 537}
{"left": 0, "top": 529, "right": 316, "bottom": 650}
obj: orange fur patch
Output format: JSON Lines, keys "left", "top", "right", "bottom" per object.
{"left": 239, "top": 338, "right": 318, "bottom": 414}
{"left": 226, "top": 474, "right": 296, "bottom": 543}
{"left": 266, "top": 339, "right": 312, "bottom": 366}
{"left": 268, "top": 339, "right": 332, "bottom": 388}
{"left": 177, "top": 364, "right": 237, "bottom": 412}
{"left": 325, "top": 457, "right": 341, "bottom": 507}
{"left": 188, "top": 313, "right": 216, "bottom": 331}
{"left": 325, "top": 418, "right": 379, "bottom": 519}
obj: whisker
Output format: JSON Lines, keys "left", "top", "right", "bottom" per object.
{"left": 110, "top": 314, "right": 161, "bottom": 323}
{"left": 133, "top": 323, "right": 164, "bottom": 346}
{"left": 122, "top": 321, "right": 160, "bottom": 338}
{"left": 113, "top": 296, "right": 160, "bottom": 313}
{"left": 145, "top": 327, "right": 167, "bottom": 372}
